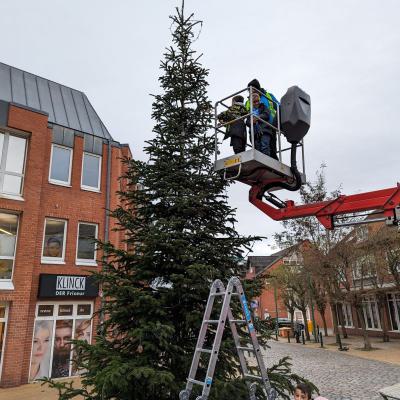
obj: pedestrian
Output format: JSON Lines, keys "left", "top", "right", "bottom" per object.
{"left": 245, "top": 78, "right": 279, "bottom": 160}
{"left": 217, "top": 95, "right": 248, "bottom": 154}
{"left": 294, "top": 383, "right": 313, "bottom": 400}
{"left": 294, "top": 383, "right": 328, "bottom": 400}
{"left": 246, "top": 93, "right": 272, "bottom": 156}
{"left": 294, "top": 321, "right": 302, "bottom": 343}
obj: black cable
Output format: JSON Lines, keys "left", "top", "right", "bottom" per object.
{"left": 259, "top": 143, "right": 302, "bottom": 198}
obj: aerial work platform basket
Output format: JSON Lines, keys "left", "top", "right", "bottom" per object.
{"left": 213, "top": 86, "right": 309, "bottom": 192}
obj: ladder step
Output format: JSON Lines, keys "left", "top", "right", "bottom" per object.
{"left": 244, "top": 374, "right": 263, "bottom": 381}
{"left": 196, "top": 348, "right": 213, "bottom": 354}
{"left": 204, "top": 320, "right": 220, "bottom": 324}
{"left": 230, "top": 319, "right": 246, "bottom": 324}
{"left": 188, "top": 378, "right": 205, "bottom": 386}
{"left": 210, "top": 292, "right": 225, "bottom": 296}
{"left": 237, "top": 346, "right": 256, "bottom": 352}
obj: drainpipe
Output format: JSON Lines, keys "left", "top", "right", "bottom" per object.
{"left": 99, "top": 139, "right": 112, "bottom": 330}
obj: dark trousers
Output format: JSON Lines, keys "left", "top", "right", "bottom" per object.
{"left": 255, "top": 133, "right": 271, "bottom": 156}
{"left": 270, "top": 131, "right": 278, "bottom": 160}
{"left": 231, "top": 137, "right": 246, "bottom": 154}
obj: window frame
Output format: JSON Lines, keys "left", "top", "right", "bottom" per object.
{"left": 48, "top": 144, "right": 73, "bottom": 187}
{"left": 0, "top": 303, "right": 9, "bottom": 381}
{"left": 362, "top": 295, "right": 381, "bottom": 330}
{"left": 41, "top": 218, "right": 68, "bottom": 264}
{"left": 80, "top": 152, "right": 102, "bottom": 192}
{"left": 337, "top": 302, "right": 354, "bottom": 328}
{"left": 75, "top": 222, "right": 98, "bottom": 266}
{"left": 0, "top": 211, "right": 20, "bottom": 289}
{"left": 0, "top": 131, "right": 28, "bottom": 199}
{"left": 387, "top": 292, "right": 400, "bottom": 332}
{"left": 29, "top": 301, "right": 93, "bottom": 381}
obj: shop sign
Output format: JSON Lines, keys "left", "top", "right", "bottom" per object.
{"left": 38, "top": 304, "right": 54, "bottom": 317}
{"left": 38, "top": 274, "right": 98, "bottom": 298}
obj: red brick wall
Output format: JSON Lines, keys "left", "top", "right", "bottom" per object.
{"left": 248, "top": 258, "right": 334, "bottom": 331}
{"left": 0, "top": 104, "right": 131, "bottom": 387}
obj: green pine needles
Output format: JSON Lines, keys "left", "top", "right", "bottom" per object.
{"left": 43, "top": 4, "right": 316, "bottom": 400}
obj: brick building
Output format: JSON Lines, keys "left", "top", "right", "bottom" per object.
{"left": 247, "top": 222, "right": 400, "bottom": 340}
{"left": 246, "top": 246, "right": 334, "bottom": 332}
{"left": 0, "top": 62, "right": 131, "bottom": 387}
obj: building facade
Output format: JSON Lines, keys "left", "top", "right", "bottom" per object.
{"left": 248, "top": 224, "right": 400, "bottom": 340}
{"left": 0, "top": 62, "right": 131, "bottom": 387}
{"left": 246, "top": 247, "right": 334, "bottom": 332}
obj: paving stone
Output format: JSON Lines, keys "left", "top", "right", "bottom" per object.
{"left": 262, "top": 341, "right": 400, "bottom": 400}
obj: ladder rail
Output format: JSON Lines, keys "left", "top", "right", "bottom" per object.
{"left": 231, "top": 277, "right": 274, "bottom": 395}
{"left": 185, "top": 279, "right": 225, "bottom": 394}
{"left": 180, "top": 277, "right": 276, "bottom": 400}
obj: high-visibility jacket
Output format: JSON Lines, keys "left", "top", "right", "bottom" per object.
{"left": 245, "top": 89, "right": 278, "bottom": 124}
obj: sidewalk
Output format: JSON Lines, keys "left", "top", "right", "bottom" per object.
{"left": 0, "top": 378, "right": 82, "bottom": 400}
{"left": 278, "top": 334, "right": 400, "bottom": 365}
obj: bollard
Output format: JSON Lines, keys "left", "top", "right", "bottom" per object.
{"left": 316, "top": 325, "right": 320, "bottom": 343}
{"left": 319, "top": 332, "right": 324, "bottom": 348}
{"left": 287, "top": 331, "right": 291, "bottom": 343}
{"left": 336, "top": 333, "right": 343, "bottom": 350}
{"left": 301, "top": 330, "right": 305, "bottom": 345}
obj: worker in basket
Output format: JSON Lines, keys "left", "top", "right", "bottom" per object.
{"left": 246, "top": 92, "right": 273, "bottom": 156}
{"left": 245, "top": 78, "right": 279, "bottom": 160}
{"left": 217, "top": 95, "right": 248, "bottom": 154}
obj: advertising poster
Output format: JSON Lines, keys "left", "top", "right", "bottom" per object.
{"left": 30, "top": 320, "right": 54, "bottom": 381}
{"left": 51, "top": 319, "right": 73, "bottom": 378}
{"left": 72, "top": 319, "right": 91, "bottom": 375}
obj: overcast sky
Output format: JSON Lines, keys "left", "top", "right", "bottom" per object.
{"left": 1, "top": 0, "right": 399, "bottom": 255}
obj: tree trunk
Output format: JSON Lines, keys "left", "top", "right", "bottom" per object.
{"left": 301, "top": 309, "right": 310, "bottom": 341}
{"left": 337, "top": 305, "right": 348, "bottom": 339}
{"left": 376, "top": 293, "right": 390, "bottom": 342}
{"left": 320, "top": 309, "right": 329, "bottom": 337}
{"left": 331, "top": 303, "right": 339, "bottom": 341}
{"left": 289, "top": 310, "right": 295, "bottom": 336}
{"left": 355, "top": 303, "right": 372, "bottom": 351}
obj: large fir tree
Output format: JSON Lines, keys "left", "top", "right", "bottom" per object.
{"left": 46, "top": 4, "right": 313, "bottom": 400}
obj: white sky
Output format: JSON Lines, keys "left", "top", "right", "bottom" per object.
{"left": 1, "top": 0, "right": 399, "bottom": 255}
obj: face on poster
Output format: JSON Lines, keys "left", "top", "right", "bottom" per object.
{"left": 72, "top": 319, "right": 91, "bottom": 376}
{"left": 51, "top": 319, "right": 73, "bottom": 378}
{"left": 75, "top": 319, "right": 91, "bottom": 343}
{"left": 30, "top": 320, "right": 54, "bottom": 381}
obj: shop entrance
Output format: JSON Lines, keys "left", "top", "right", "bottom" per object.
{"left": 29, "top": 301, "right": 93, "bottom": 381}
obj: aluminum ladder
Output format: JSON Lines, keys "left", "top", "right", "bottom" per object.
{"left": 179, "top": 276, "right": 276, "bottom": 400}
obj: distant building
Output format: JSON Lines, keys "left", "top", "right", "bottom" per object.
{"left": 0, "top": 62, "right": 131, "bottom": 387}
{"left": 247, "top": 221, "right": 400, "bottom": 339}
{"left": 246, "top": 244, "right": 334, "bottom": 331}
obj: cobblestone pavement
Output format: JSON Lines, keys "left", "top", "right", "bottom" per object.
{"left": 263, "top": 341, "right": 400, "bottom": 400}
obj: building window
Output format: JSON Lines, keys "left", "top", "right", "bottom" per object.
{"left": 81, "top": 153, "right": 101, "bottom": 191}
{"left": 387, "top": 293, "right": 400, "bottom": 331}
{"left": 0, "top": 303, "right": 9, "bottom": 380}
{"left": 76, "top": 223, "right": 98, "bottom": 265}
{"left": 337, "top": 303, "right": 353, "bottom": 327}
{"left": 49, "top": 144, "right": 72, "bottom": 186}
{"left": 29, "top": 302, "right": 93, "bottom": 381}
{"left": 352, "top": 255, "right": 375, "bottom": 281}
{"left": 42, "top": 219, "right": 67, "bottom": 263}
{"left": 0, "top": 212, "right": 19, "bottom": 282}
{"left": 362, "top": 296, "right": 381, "bottom": 330}
{"left": 0, "top": 132, "right": 27, "bottom": 197}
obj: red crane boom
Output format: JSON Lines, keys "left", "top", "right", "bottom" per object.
{"left": 249, "top": 183, "right": 400, "bottom": 230}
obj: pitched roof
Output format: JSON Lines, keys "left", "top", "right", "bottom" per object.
{"left": 0, "top": 62, "right": 112, "bottom": 140}
{"left": 247, "top": 244, "right": 300, "bottom": 275}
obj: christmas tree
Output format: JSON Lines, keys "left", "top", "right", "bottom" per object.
{"left": 45, "top": 3, "right": 314, "bottom": 399}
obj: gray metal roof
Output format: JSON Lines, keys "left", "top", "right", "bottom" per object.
{"left": 0, "top": 62, "right": 112, "bottom": 140}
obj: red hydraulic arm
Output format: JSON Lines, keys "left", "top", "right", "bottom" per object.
{"left": 249, "top": 183, "right": 400, "bottom": 230}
